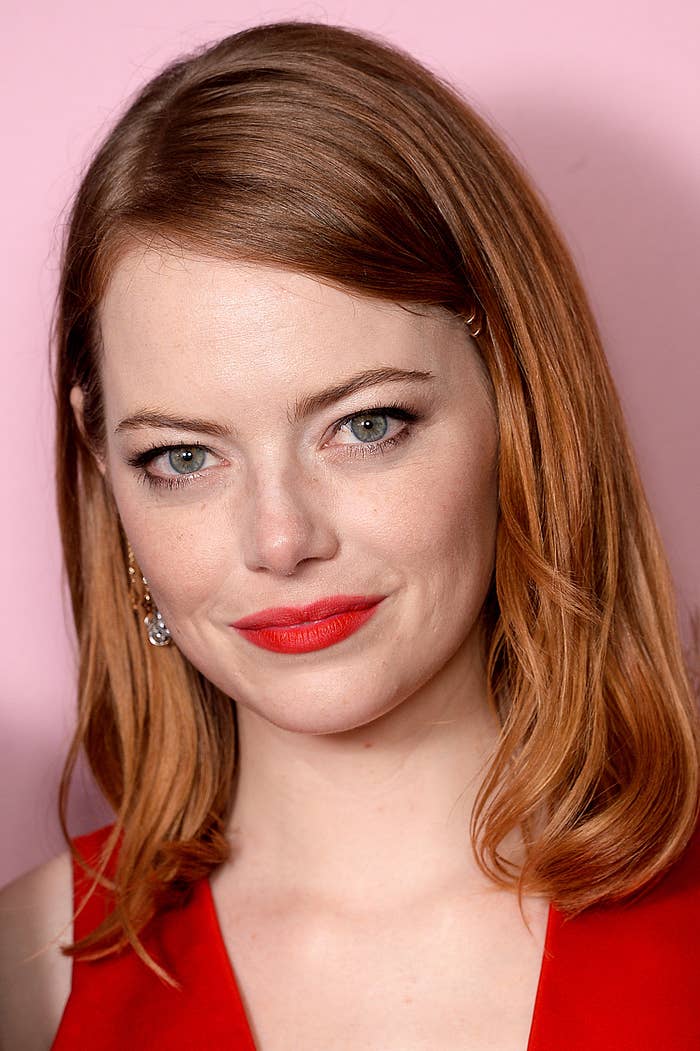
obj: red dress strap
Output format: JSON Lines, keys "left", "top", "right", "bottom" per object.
{"left": 527, "top": 822, "right": 700, "bottom": 1050}
{"left": 51, "top": 824, "right": 257, "bottom": 1050}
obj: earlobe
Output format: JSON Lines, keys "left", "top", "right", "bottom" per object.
{"left": 69, "top": 384, "right": 85, "bottom": 428}
{"left": 69, "top": 385, "right": 107, "bottom": 476}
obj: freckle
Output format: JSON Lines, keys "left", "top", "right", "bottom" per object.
{"left": 363, "top": 741, "right": 373, "bottom": 748}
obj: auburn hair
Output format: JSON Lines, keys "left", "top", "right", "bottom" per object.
{"left": 53, "top": 19, "right": 700, "bottom": 986}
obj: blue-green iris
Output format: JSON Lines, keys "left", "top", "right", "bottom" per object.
{"left": 350, "top": 413, "right": 388, "bottom": 442}
{"left": 168, "top": 447, "right": 206, "bottom": 474}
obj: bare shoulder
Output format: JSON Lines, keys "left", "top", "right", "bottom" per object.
{"left": 0, "top": 849, "right": 73, "bottom": 1051}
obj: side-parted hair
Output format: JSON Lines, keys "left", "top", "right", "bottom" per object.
{"left": 54, "top": 20, "right": 700, "bottom": 985}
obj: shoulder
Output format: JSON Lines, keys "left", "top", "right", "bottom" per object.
{"left": 544, "top": 818, "right": 700, "bottom": 1031}
{"left": 521, "top": 823, "right": 700, "bottom": 1049}
{"left": 566, "top": 816, "right": 700, "bottom": 945}
{"left": 0, "top": 849, "right": 73, "bottom": 1051}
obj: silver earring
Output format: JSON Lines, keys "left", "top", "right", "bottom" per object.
{"left": 143, "top": 603, "right": 172, "bottom": 647}
{"left": 127, "top": 542, "right": 172, "bottom": 647}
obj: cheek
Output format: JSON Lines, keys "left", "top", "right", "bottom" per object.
{"left": 109, "top": 472, "right": 225, "bottom": 623}
{"left": 360, "top": 437, "right": 498, "bottom": 580}
{"left": 440, "top": 446, "right": 498, "bottom": 570}
{"left": 403, "top": 438, "right": 498, "bottom": 649}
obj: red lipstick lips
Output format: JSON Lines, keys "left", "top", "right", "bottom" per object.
{"left": 231, "top": 594, "right": 386, "bottom": 654}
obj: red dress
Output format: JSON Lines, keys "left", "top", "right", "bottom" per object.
{"left": 51, "top": 821, "right": 700, "bottom": 1049}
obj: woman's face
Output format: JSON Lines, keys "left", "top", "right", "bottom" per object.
{"left": 84, "top": 249, "right": 499, "bottom": 734}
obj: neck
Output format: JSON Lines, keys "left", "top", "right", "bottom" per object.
{"left": 224, "top": 640, "right": 507, "bottom": 909}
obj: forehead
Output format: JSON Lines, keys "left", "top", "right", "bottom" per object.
{"left": 100, "top": 247, "right": 459, "bottom": 343}
{"left": 97, "top": 247, "right": 484, "bottom": 413}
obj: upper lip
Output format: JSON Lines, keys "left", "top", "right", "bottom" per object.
{"left": 231, "top": 594, "right": 386, "bottom": 629}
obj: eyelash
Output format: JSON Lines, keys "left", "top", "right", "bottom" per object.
{"left": 127, "top": 400, "right": 421, "bottom": 491}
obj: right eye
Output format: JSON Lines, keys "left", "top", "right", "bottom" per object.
{"left": 128, "top": 443, "right": 223, "bottom": 490}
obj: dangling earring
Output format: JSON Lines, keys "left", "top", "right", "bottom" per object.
{"left": 127, "top": 542, "right": 172, "bottom": 647}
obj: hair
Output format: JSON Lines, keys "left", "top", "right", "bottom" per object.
{"left": 53, "top": 19, "right": 700, "bottom": 986}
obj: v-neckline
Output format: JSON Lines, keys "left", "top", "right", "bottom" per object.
{"left": 202, "top": 875, "right": 556, "bottom": 1051}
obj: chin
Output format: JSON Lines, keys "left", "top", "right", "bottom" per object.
{"left": 219, "top": 676, "right": 403, "bottom": 735}
{"left": 233, "top": 689, "right": 402, "bottom": 737}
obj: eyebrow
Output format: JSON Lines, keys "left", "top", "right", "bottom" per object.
{"left": 114, "top": 367, "right": 435, "bottom": 437}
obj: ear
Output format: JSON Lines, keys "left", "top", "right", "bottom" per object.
{"left": 70, "top": 385, "right": 107, "bottom": 476}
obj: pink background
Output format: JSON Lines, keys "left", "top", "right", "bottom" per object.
{"left": 2, "top": 0, "right": 698, "bottom": 886}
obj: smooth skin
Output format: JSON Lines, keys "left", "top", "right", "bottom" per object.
{"left": 0, "top": 250, "right": 549, "bottom": 1050}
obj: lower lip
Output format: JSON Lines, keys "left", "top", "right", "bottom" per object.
{"left": 233, "top": 603, "right": 382, "bottom": 654}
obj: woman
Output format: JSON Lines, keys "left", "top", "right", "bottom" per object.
{"left": 1, "top": 19, "right": 699, "bottom": 1050}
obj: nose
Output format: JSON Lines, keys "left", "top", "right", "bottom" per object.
{"left": 240, "top": 454, "right": 339, "bottom": 577}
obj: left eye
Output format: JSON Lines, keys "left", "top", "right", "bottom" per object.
{"left": 336, "top": 411, "right": 391, "bottom": 443}
{"left": 165, "top": 446, "right": 207, "bottom": 473}
{"left": 331, "top": 406, "right": 417, "bottom": 448}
